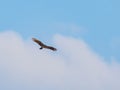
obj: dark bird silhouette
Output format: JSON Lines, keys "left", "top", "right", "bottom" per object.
{"left": 32, "top": 38, "right": 57, "bottom": 51}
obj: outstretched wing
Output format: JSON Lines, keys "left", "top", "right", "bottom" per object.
{"left": 32, "top": 38, "right": 45, "bottom": 47}
{"left": 46, "top": 46, "right": 57, "bottom": 51}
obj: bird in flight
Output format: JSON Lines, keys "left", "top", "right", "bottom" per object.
{"left": 32, "top": 38, "right": 57, "bottom": 51}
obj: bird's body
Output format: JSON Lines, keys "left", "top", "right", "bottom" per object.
{"left": 32, "top": 38, "right": 57, "bottom": 51}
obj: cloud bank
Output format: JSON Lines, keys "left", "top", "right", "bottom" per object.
{"left": 0, "top": 31, "right": 120, "bottom": 90}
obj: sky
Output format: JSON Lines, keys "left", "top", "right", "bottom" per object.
{"left": 0, "top": 0, "right": 120, "bottom": 90}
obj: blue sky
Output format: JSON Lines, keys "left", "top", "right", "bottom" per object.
{"left": 0, "top": 0, "right": 119, "bottom": 60}
{"left": 0, "top": 0, "right": 120, "bottom": 90}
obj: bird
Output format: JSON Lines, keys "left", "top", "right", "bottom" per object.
{"left": 32, "top": 38, "right": 57, "bottom": 51}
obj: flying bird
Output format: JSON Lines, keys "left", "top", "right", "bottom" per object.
{"left": 32, "top": 38, "right": 57, "bottom": 51}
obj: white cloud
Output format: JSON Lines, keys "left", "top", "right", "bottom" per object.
{"left": 0, "top": 31, "right": 120, "bottom": 90}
